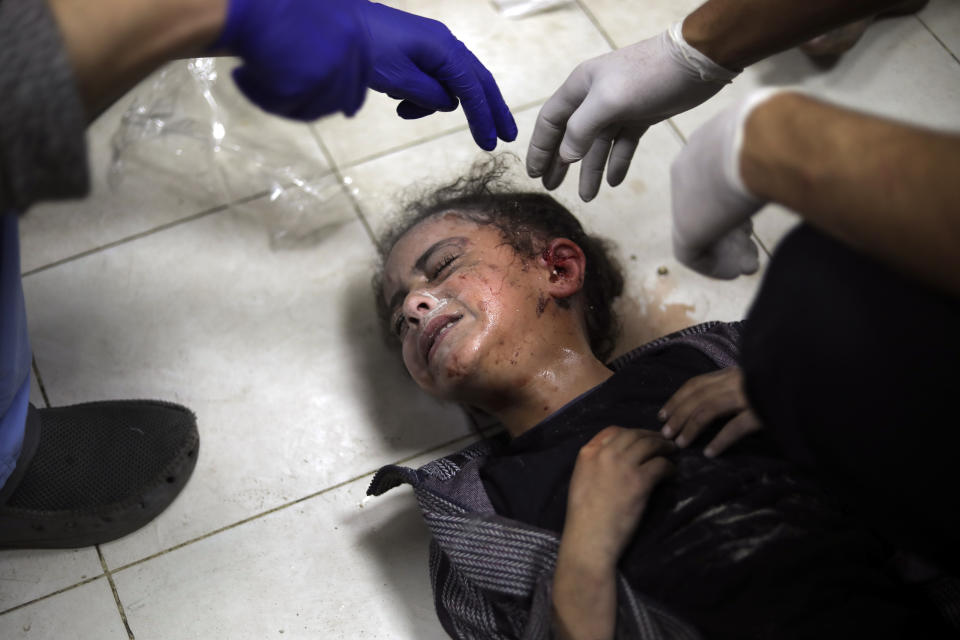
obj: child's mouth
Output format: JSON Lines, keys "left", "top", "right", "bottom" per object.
{"left": 420, "top": 314, "right": 463, "bottom": 364}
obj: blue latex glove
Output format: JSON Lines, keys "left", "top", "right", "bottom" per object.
{"left": 214, "top": 0, "right": 517, "bottom": 150}
{"left": 215, "top": 0, "right": 371, "bottom": 120}
{"left": 360, "top": 2, "right": 516, "bottom": 150}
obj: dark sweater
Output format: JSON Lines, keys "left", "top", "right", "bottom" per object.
{"left": 480, "top": 345, "right": 946, "bottom": 639}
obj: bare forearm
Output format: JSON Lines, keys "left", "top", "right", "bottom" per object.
{"left": 682, "top": 0, "right": 903, "bottom": 70}
{"left": 741, "top": 93, "right": 960, "bottom": 295}
{"left": 47, "top": 0, "right": 227, "bottom": 119}
{"left": 552, "top": 536, "right": 617, "bottom": 640}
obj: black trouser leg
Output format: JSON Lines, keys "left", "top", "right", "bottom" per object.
{"left": 741, "top": 224, "right": 960, "bottom": 574}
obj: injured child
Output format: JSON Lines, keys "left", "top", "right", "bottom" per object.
{"left": 367, "top": 158, "right": 952, "bottom": 639}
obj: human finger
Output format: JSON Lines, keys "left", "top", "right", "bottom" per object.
{"left": 527, "top": 70, "right": 589, "bottom": 178}
{"left": 708, "top": 225, "right": 759, "bottom": 279}
{"left": 623, "top": 430, "right": 678, "bottom": 464}
{"left": 384, "top": 60, "right": 459, "bottom": 113}
{"left": 703, "top": 409, "right": 763, "bottom": 457}
{"left": 672, "top": 388, "right": 744, "bottom": 448}
{"left": 467, "top": 49, "right": 517, "bottom": 143}
{"left": 599, "top": 425, "right": 644, "bottom": 452}
{"left": 637, "top": 456, "right": 676, "bottom": 488}
{"left": 661, "top": 375, "right": 746, "bottom": 446}
{"left": 605, "top": 127, "right": 644, "bottom": 187}
{"left": 578, "top": 133, "right": 613, "bottom": 202}
{"left": 540, "top": 153, "right": 570, "bottom": 191}
{"left": 557, "top": 83, "right": 620, "bottom": 164}
{"left": 431, "top": 44, "right": 498, "bottom": 150}
{"left": 658, "top": 370, "right": 724, "bottom": 431}
{"left": 732, "top": 221, "right": 760, "bottom": 275}
{"left": 396, "top": 100, "right": 439, "bottom": 119}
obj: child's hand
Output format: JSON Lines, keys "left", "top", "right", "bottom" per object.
{"left": 563, "top": 426, "right": 676, "bottom": 570}
{"left": 658, "top": 366, "right": 762, "bottom": 457}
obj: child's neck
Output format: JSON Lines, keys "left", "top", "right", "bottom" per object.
{"left": 491, "top": 350, "right": 614, "bottom": 439}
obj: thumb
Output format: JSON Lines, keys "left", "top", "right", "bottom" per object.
{"left": 370, "top": 61, "right": 458, "bottom": 112}
{"left": 396, "top": 101, "right": 439, "bottom": 119}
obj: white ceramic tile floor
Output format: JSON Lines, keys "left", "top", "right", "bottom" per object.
{"left": 4, "top": 0, "right": 958, "bottom": 637}
{"left": 0, "top": 547, "right": 102, "bottom": 613}
{"left": 0, "top": 577, "right": 131, "bottom": 639}
{"left": 112, "top": 443, "right": 464, "bottom": 640}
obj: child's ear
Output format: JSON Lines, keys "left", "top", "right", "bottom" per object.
{"left": 538, "top": 238, "right": 586, "bottom": 300}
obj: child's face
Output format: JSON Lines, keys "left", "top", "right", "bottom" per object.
{"left": 382, "top": 213, "right": 552, "bottom": 401}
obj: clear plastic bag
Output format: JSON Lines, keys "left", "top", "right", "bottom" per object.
{"left": 109, "top": 57, "right": 357, "bottom": 249}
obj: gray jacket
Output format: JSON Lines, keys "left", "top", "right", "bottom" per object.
{"left": 0, "top": 0, "right": 89, "bottom": 214}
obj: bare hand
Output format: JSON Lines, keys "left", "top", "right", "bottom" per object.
{"left": 658, "top": 366, "right": 762, "bottom": 457}
{"left": 563, "top": 426, "right": 676, "bottom": 569}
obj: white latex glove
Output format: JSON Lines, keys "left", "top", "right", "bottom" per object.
{"left": 670, "top": 88, "right": 786, "bottom": 279}
{"left": 526, "top": 22, "right": 738, "bottom": 202}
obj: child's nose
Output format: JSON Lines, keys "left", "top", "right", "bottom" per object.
{"left": 404, "top": 290, "right": 436, "bottom": 322}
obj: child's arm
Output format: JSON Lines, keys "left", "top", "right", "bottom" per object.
{"left": 658, "top": 366, "right": 761, "bottom": 457}
{"left": 552, "top": 427, "right": 676, "bottom": 640}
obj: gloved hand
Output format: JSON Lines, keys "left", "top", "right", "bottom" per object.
{"left": 214, "top": 0, "right": 371, "bottom": 120}
{"left": 670, "top": 88, "right": 785, "bottom": 279}
{"left": 527, "top": 22, "right": 738, "bottom": 201}
{"left": 214, "top": 0, "right": 517, "bottom": 150}
{"left": 360, "top": 2, "right": 517, "bottom": 151}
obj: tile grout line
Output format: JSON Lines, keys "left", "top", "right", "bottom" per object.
{"left": 341, "top": 124, "right": 477, "bottom": 172}
{"left": 310, "top": 129, "right": 379, "bottom": 249}
{"left": 573, "top": 0, "right": 618, "bottom": 50}
{"left": 105, "top": 428, "right": 491, "bottom": 576}
{"left": 30, "top": 356, "right": 52, "bottom": 409}
{"left": 915, "top": 14, "right": 960, "bottom": 65}
{"left": 0, "top": 574, "right": 107, "bottom": 617}
{"left": 666, "top": 118, "right": 687, "bottom": 145}
{"left": 0, "top": 429, "right": 490, "bottom": 619}
{"left": 753, "top": 233, "right": 775, "bottom": 259}
{"left": 97, "top": 546, "right": 136, "bottom": 639}
{"left": 20, "top": 190, "right": 271, "bottom": 279}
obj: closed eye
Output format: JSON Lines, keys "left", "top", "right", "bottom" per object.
{"left": 393, "top": 312, "right": 407, "bottom": 338}
{"left": 431, "top": 253, "right": 458, "bottom": 279}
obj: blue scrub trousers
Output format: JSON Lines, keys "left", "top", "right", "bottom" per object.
{"left": 0, "top": 212, "right": 31, "bottom": 490}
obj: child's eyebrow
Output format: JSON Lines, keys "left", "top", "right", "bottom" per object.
{"left": 386, "top": 236, "right": 469, "bottom": 314}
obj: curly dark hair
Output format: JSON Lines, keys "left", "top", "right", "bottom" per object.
{"left": 372, "top": 154, "right": 625, "bottom": 361}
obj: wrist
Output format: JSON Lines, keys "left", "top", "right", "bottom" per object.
{"left": 557, "top": 521, "right": 620, "bottom": 575}
{"left": 553, "top": 536, "right": 618, "bottom": 640}
{"left": 668, "top": 21, "right": 739, "bottom": 83}
{"left": 680, "top": 5, "right": 747, "bottom": 72}
{"left": 49, "top": 0, "right": 229, "bottom": 116}
{"left": 739, "top": 91, "right": 813, "bottom": 202}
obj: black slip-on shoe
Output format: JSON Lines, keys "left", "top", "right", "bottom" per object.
{"left": 0, "top": 400, "right": 199, "bottom": 549}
